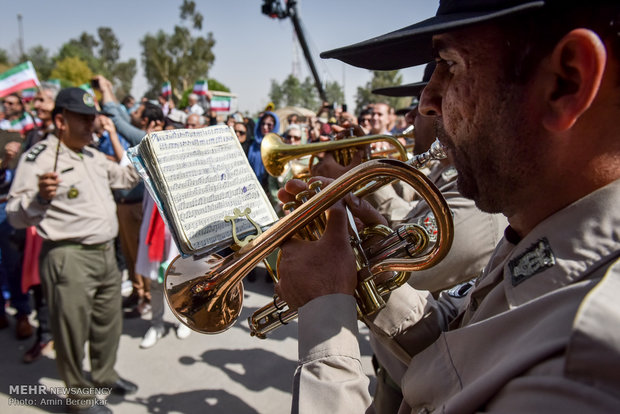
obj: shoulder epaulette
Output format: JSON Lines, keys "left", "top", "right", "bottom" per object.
{"left": 25, "top": 144, "right": 47, "bottom": 162}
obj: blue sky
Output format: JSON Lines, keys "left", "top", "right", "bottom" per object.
{"left": 0, "top": 0, "right": 439, "bottom": 114}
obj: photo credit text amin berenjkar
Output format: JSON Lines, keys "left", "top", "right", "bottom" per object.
{"left": 7, "top": 384, "right": 111, "bottom": 408}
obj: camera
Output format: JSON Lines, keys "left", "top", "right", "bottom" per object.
{"left": 90, "top": 78, "right": 100, "bottom": 90}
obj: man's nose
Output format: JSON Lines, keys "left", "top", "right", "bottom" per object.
{"left": 419, "top": 78, "right": 442, "bottom": 117}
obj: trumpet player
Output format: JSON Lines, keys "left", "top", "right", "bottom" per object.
{"left": 310, "top": 62, "right": 507, "bottom": 413}
{"left": 276, "top": 0, "right": 620, "bottom": 412}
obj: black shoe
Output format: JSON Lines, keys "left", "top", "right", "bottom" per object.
{"left": 105, "top": 378, "right": 138, "bottom": 396}
{"left": 22, "top": 339, "right": 54, "bottom": 363}
{"left": 123, "top": 307, "right": 142, "bottom": 319}
{"left": 122, "top": 292, "right": 140, "bottom": 309}
{"left": 123, "top": 301, "right": 151, "bottom": 319}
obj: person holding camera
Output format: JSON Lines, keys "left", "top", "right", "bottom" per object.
{"left": 96, "top": 75, "right": 165, "bottom": 318}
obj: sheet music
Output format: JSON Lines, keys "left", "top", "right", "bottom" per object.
{"left": 131, "top": 125, "right": 277, "bottom": 257}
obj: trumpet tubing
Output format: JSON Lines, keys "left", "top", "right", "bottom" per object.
{"left": 261, "top": 129, "right": 414, "bottom": 177}
{"left": 165, "top": 144, "right": 453, "bottom": 337}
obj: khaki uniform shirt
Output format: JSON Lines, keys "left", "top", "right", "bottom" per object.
{"left": 294, "top": 178, "right": 620, "bottom": 413}
{"left": 371, "top": 163, "right": 506, "bottom": 384}
{"left": 395, "top": 162, "right": 507, "bottom": 293}
{"left": 7, "top": 134, "right": 140, "bottom": 244}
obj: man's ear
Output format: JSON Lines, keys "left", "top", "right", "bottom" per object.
{"left": 542, "top": 28, "right": 607, "bottom": 132}
{"left": 53, "top": 112, "right": 65, "bottom": 131}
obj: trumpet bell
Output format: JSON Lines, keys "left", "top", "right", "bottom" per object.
{"left": 261, "top": 132, "right": 410, "bottom": 177}
{"left": 165, "top": 254, "right": 244, "bottom": 334}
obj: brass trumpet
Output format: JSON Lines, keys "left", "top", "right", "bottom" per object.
{"left": 164, "top": 143, "right": 453, "bottom": 338}
{"left": 261, "top": 127, "right": 415, "bottom": 177}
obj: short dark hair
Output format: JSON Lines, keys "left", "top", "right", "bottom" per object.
{"left": 142, "top": 102, "right": 164, "bottom": 124}
{"left": 357, "top": 107, "right": 372, "bottom": 124}
{"left": 496, "top": 2, "right": 620, "bottom": 84}
{"left": 4, "top": 93, "right": 24, "bottom": 110}
{"left": 121, "top": 95, "right": 134, "bottom": 107}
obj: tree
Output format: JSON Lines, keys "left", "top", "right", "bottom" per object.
{"left": 50, "top": 56, "right": 94, "bottom": 86}
{"left": 208, "top": 79, "right": 230, "bottom": 93}
{"left": 54, "top": 28, "right": 135, "bottom": 95}
{"left": 269, "top": 80, "right": 284, "bottom": 108}
{"left": 21, "top": 45, "right": 54, "bottom": 81}
{"left": 324, "top": 80, "right": 345, "bottom": 109}
{"left": 355, "top": 70, "right": 410, "bottom": 114}
{"left": 0, "top": 48, "right": 10, "bottom": 73}
{"left": 56, "top": 33, "right": 100, "bottom": 71}
{"left": 140, "top": 1, "right": 216, "bottom": 100}
{"left": 268, "top": 75, "right": 342, "bottom": 111}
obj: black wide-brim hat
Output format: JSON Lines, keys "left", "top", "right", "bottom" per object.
{"left": 321, "top": 0, "right": 545, "bottom": 70}
{"left": 373, "top": 61, "right": 437, "bottom": 98}
{"left": 373, "top": 82, "right": 427, "bottom": 98}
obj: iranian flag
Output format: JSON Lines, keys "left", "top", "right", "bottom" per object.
{"left": 78, "top": 82, "right": 96, "bottom": 97}
{"left": 211, "top": 95, "right": 231, "bottom": 112}
{"left": 19, "top": 113, "right": 36, "bottom": 133}
{"left": 161, "top": 81, "right": 171, "bottom": 97}
{"left": 21, "top": 87, "right": 37, "bottom": 103}
{"left": 0, "top": 61, "right": 40, "bottom": 98}
{"left": 193, "top": 80, "right": 208, "bottom": 96}
{"left": 7, "top": 112, "right": 36, "bottom": 134}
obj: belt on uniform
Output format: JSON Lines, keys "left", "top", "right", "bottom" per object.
{"left": 116, "top": 198, "right": 142, "bottom": 205}
{"left": 44, "top": 240, "right": 113, "bottom": 251}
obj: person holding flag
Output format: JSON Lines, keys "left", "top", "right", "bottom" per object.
{"left": 0, "top": 93, "right": 37, "bottom": 137}
{"left": 0, "top": 62, "right": 41, "bottom": 136}
{"left": 0, "top": 61, "right": 40, "bottom": 99}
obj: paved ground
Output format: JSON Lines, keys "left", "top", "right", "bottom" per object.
{"left": 0, "top": 268, "right": 376, "bottom": 414}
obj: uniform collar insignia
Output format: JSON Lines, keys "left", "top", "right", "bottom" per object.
{"left": 509, "top": 237, "right": 556, "bottom": 286}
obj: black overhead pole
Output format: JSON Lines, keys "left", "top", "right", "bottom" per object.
{"left": 262, "top": 0, "right": 328, "bottom": 103}
{"left": 286, "top": 1, "right": 328, "bottom": 103}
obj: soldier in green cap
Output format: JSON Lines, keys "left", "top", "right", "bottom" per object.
{"left": 7, "top": 87, "right": 141, "bottom": 414}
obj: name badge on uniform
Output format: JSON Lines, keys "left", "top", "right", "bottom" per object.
{"left": 68, "top": 186, "right": 79, "bottom": 199}
{"left": 508, "top": 238, "right": 556, "bottom": 286}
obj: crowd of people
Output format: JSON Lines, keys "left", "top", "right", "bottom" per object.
{"left": 0, "top": 67, "right": 414, "bottom": 412}
{"left": 1, "top": 0, "right": 620, "bottom": 412}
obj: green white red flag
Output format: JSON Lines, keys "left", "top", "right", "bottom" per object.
{"left": 0, "top": 61, "right": 40, "bottom": 98}
{"left": 21, "top": 87, "right": 37, "bottom": 102}
{"left": 210, "top": 95, "right": 231, "bottom": 112}
{"left": 193, "top": 80, "right": 208, "bottom": 96}
{"left": 161, "top": 81, "right": 171, "bottom": 97}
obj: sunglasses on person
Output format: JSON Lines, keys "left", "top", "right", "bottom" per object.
{"left": 234, "top": 130, "right": 247, "bottom": 136}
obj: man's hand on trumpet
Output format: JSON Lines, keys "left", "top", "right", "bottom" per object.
{"left": 274, "top": 177, "right": 386, "bottom": 311}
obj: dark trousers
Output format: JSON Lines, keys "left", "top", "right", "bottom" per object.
{"left": 39, "top": 241, "right": 121, "bottom": 404}
{"left": 0, "top": 203, "right": 31, "bottom": 316}
{"left": 117, "top": 202, "right": 150, "bottom": 301}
